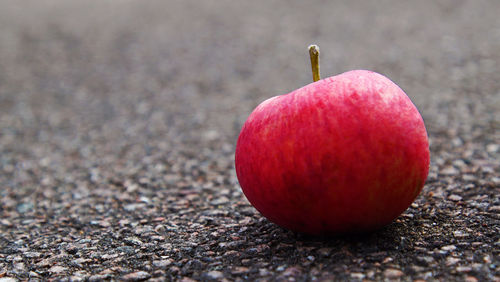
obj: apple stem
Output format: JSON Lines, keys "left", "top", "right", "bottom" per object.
{"left": 308, "top": 44, "right": 321, "bottom": 82}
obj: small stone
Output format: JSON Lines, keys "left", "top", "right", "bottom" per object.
{"left": 276, "top": 265, "right": 286, "bottom": 272}
{"left": 203, "top": 130, "right": 219, "bottom": 141}
{"left": 124, "top": 237, "right": 143, "bottom": 246}
{"left": 97, "top": 220, "right": 111, "bottom": 228}
{"left": 72, "top": 258, "right": 90, "bottom": 267}
{"left": 139, "top": 196, "right": 150, "bottom": 203}
{"left": 36, "top": 258, "right": 52, "bottom": 267}
{"left": 317, "top": 248, "right": 331, "bottom": 257}
{"left": 350, "top": 272, "right": 365, "bottom": 279}
{"left": 210, "top": 196, "right": 229, "bottom": 205}
{"left": 259, "top": 268, "right": 271, "bottom": 276}
{"left": 239, "top": 217, "right": 252, "bottom": 225}
{"left": 125, "top": 181, "right": 139, "bottom": 193}
{"left": 13, "top": 263, "right": 25, "bottom": 272}
{"left": 89, "top": 274, "right": 112, "bottom": 282}
{"left": 453, "top": 230, "right": 468, "bottom": 238}
{"left": 448, "top": 194, "right": 462, "bottom": 201}
{"left": 471, "top": 263, "right": 483, "bottom": 271}
{"left": 153, "top": 260, "right": 172, "bottom": 269}
{"left": 100, "top": 269, "right": 115, "bottom": 275}
{"left": 481, "top": 166, "right": 494, "bottom": 174}
{"left": 154, "top": 224, "right": 166, "bottom": 233}
{"left": 486, "top": 144, "right": 499, "bottom": 153}
{"left": 441, "top": 245, "right": 457, "bottom": 251}
{"left": 231, "top": 267, "right": 249, "bottom": 275}
{"left": 456, "top": 266, "right": 472, "bottom": 273}
{"left": 441, "top": 166, "right": 459, "bottom": 175}
{"left": 101, "top": 254, "right": 118, "bottom": 259}
{"left": 122, "top": 271, "right": 151, "bottom": 281}
{"left": 465, "top": 276, "right": 478, "bottom": 282}
{"left": 417, "top": 256, "right": 434, "bottom": 265}
{"left": 483, "top": 255, "right": 492, "bottom": 264}
{"left": 282, "top": 267, "right": 301, "bottom": 276}
{"left": 451, "top": 137, "right": 463, "bottom": 147}
{"left": 49, "top": 265, "right": 67, "bottom": 273}
{"left": 24, "top": 252, "right": 41, "bottom": 258}
{"left": 29, "top": 272, "right": 39, "bottom": 278}
{"left": 383, "top": 257, "right": 393, "bottom": 263}
{"left": 69, "top": 271, "right": 87, "bottom": 282}
{"left": 446, "top": 257, "right": 460, "bottom": 266}
{"left": 384, "top": 268, "right": 404, "bottom": 279}
{"left": 462, "top": 174, "right": 476, "bottom": 181}
{"left": 124, "top": 204, "right": 142, "bottom": 212}
{"left": 452, "top": 159, "right": 466, "bottom": 167}
{"left": 16, "top": 202, "right": 34, "bottom": 213}
{"left": 0, "top": 278, "right": 18, "bottom": 282}
{"left": 488, "top": 206, "right": 500, "bottom": 212}
{"left": 119, "top": 219, "right": 130, "bottom": 226}
{"left": 0, "top": 219, "right": 12, "bottom": 227}
{"left": 204, "top": 270, "right": 224, "bottom": 280}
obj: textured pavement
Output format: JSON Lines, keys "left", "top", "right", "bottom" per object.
{"left": 0, "top": 1, "right": 499, "bottom": 281}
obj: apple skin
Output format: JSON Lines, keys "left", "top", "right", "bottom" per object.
{"left": 235, "top": 70, "right": 430, "bottom": 235}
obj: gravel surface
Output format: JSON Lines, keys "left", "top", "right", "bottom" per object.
{"left": 0, "top": 1, "right": 499, "bottom": 281}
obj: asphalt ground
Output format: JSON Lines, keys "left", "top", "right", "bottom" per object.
{"left": 0, "top": 1, "right": 499, "bottom": 281}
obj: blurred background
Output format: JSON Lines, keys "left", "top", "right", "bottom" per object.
{"left": 1, "top": 1, "right": 498, "bottom": 147}
{"left": 0, "top": 0, "right": 499, "bottom": 279}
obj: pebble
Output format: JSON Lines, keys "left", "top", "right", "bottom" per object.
{"left": 122, "top": 271, "right": 151, "bottom": 281}
{"left": 125, "top": 203, "right": 144, "bottom": 212}
{"left": 13, "top": 263, "right": 25, "bottom": 272}
{"left": 417, "top": 256, "right": 434, "bottom": 266}
{"left": 456, "top": 266, "right": 472, "bottom": 273}
{"left": 384, "top": 268, "right": 404, "bottom": 279}
{"left": 282, "top": 266, "right": 301, "bottom": 276}
{"left": 88, "top": 274, "right": 112, "bottom": 282}
{"left": 29, "top": 271, "right": 40, "bottom": 278}
{"left": 124, "top": 237, "right": 143, "bottom": 246}
{"left": 441, "top": 166, "right": 459, "bottom": 175}
{"left": 152, "top": 260, "right": 172, "bottom": 269}
{"left": 231, "top": 267, "right": 249, "bottom": 275}
{"left": 453, "top": 230, "right": 468, "bottom": 238}
{"left": 448, "top": 194, "right": 463, "bottom": 201}
{"left": 259, "top": 268, "right": 271, "bottom": 276}
{"left": 23, "top": 252, "right": 41, "bottom": 258}
{"left": 465, "top": 276, "right": 478, "bottom": 282}
{"left": 49, "top": 266, "right": 67, "bottom": 274}
{"left": 350, "top": 272, "right": 365, "bottom": 279}
{"left": 16, "top": 202, "right": 34, "bottom": 213}
{"left": 204, "top": 270, "right": 224, "bottom": 280}
{"left": 446, "top": 257, "right": 460, "bottom": 266}
{"left": 35, "top": 258, "right": 51, "bottom": 267}
{"left": 488, "top": 206, "right": 500, "bottom": 212}
{"left": 441, "top": 245, "right": 457, "bottom": 252}
{"left": 486, "top": 144, "right": 499, "bottom": 153}
{"left": 382, "top": 257, "right": 393, "bottom": 264}
{"left": 0, "top": 219, "right": 13, "bottom": 227}
{"left": 210, "top": 196, "right": 229, "bottom": 205}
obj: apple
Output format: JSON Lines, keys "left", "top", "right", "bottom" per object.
{"left": 235, "top": 45, "right": 429, "bottom": 235}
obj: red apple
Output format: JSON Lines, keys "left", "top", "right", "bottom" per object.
{"left": 235, "top": 46, "right": 429, "bottom": 235}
